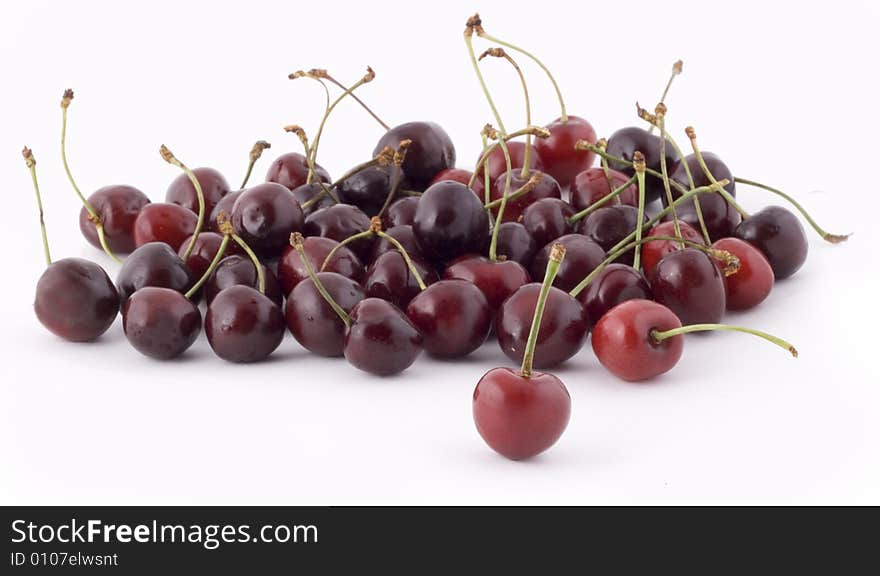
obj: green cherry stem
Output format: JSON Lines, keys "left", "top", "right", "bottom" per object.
{"left": 23, "top": 147, "right": 51, "bottom": 266}
{"left": 331, "top": 146, "right": 396, "bottom": 190}
{"left": 686, "top": 127, "right": 749, "bottom": 219}
{"left": 160, "top": 145, "right": 205, "bottom": 262}
{"left": 292, "top": 232, "right": 351, "bottom": 328}
{"left": 651, "top": 324, "right": 798, "bottom": 357}
{"left": 566, "top": 174, "right": 638, "bottom": 225}
{"left": 240, "top": 140, "right": 271, "bottom": 189}
{"left": 655, "top": 111, "right": 683, "bottom": 245}
{"left": 575, "top": 139, "right": 690, "bottom": 196}
{"left": 319, "top": 229, "right": 376, "bottom": 271}
{"left": 231, "top": 232, "right": 265, "bottom": 295}
{"left": 315, "top": 69, "right": 390, "bottom": 131}
{"left": 647, "top": 60, "right": 682, "bottom": 135}
{"left": 632, "top": 152, "right": 647, "bottom": 271}
{"left": 483, "top": 172, "right": 542, "bottom": 210}
{"left": 184, "top": 216, "right": 232, "bottom": 300}
{"left": 467, "top": 126, "right": 550, "bottom": 191}
{"left": 375, "top": 228, "right": 427, "bottom": 291}
{"left": 376, "top": 140, "right": 412, "bottom": 219}
{"left": 284, "top": 125, "right": 339, "bottom": 205}
{"left": 521, "top": 242, "right": 566, "bottom": 378}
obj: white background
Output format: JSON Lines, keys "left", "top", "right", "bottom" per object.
{"left": 1, "top": 0, "right": 879, "bottom": 505}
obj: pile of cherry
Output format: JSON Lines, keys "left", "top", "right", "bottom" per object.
{"left": 23, "top": 15, "right": 847, "bottom": 461}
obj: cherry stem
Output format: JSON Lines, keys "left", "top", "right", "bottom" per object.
{"left": 566, "top": 174, "right": 638, "bottom": 225}
{"left": 60, "top": 90, "right": 121, "bottom": 264}
{"left": 319, "top": 70, "right": 390, "bottom": 131}
{"left": 686, "top": 127, "right": 750, "bottom": 219}
{"left": 733, "top": 177, "right": 850, "bottom": 243}
{"left": 23, "top": 147, "right": 51, "bottom": 266}
{"left": 483, "top": 172, "right": 541, "bottom": 210}
{"left": 184, "top": 232, "right": 230, "bottom": 300}
{"left": 597, "top": 139, "right": 618, "bottom": 198}
{"left": 241, "top": 140, "right": 271, "bottom": 189}
{"left": 285, "top": 125, "right": 339, "bottom": 205}
{"left": 470, "top": 15, "right": 567, "bottom": 122}
{"left": 480, "top": 133, "right": 495, "bottom": 227}
{"left": 651, "top": 324, "right": 797, "bottom": 358}
{"left": 633, "top": 153, "right": 647, "bottom": 271}
{"left": 465, "top": 31, "right": 507, "bottom": 136}
{"left": 231, "top": 233, "right": 265, "bottom": 294}
{"left": 480, "top": 48, "right": 533, "bottom": 179}
{"left": 468, "top": 126, "right": 550, "bottom": 190}
{"left": 488, "top": 139, "right": 513, "bottom": 262}
{"left": 521, "top": 242, "right": 566, "bottom": 378}
{"left": 331, "top": 145, "right": 395, "bottom": 190}
{"left": 655, "top": 113, "right": 684, "bottom": 246}
{"left": 376, "top": 140, "right": 412, "bottom": 218}
{"left": 375, "top": 229, "right": 427, "bottom": 291}
{"left": 575, "top": 140, "right": 690, "bottom": 195}
{"left": 319, "top": 229, "right": 375, "bottom": 272}
{"left": 647, "top": 60, "right": 682, "bottom": 135}
{"left": 292, "top": 232, "right": 350, "bottom": 328}
{"left": 161, "top": 145, "right": 205, "bottom": 263}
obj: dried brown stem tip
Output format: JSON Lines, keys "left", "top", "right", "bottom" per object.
{"left": 478, "top": 47, "right": 507, "bottom": 60}
{"left": 284, "top": 125, "right": 308, "bottom": 146}
{"left": 596, "top": 138, "right": 608, "bottom": 150}
{"left": 159, "top": 144, "right": 176, "bottom": 164}
{"left": 672, "top": 60, "right": 684, "bottom": 75}
{"left": 363, "top": 67, "right": 376, "bottom": 83}
{"left": 685, "top": 126, "right": 697, "bottom": 140}
{"left": 290, "top": 232, "right": 305, "bottom": 248}
{"left": 465, "top": 13, "right": 484, "bottom": 36}
{"left": 308, "top": 68, "right": 330, "bottom": 79}
{"left": 22, "top": 146, "right": 35, "bottom": 168}
{"left": 823, "top": 233, "right": 851, "bottom": 244}
{"left": 375, "top": 145, "right": 396, "bottom": 167}
{"left": 636, "top": 102, "right": 656, "bottom": 124}
{"left": 61, "top": 89, "right": 74, "bottom": 109}
{"left": 249, "top": 140, "right": 271, "bottom": 162}
{"left": 654, "top": 102, "right": 668, "bottom": 118}
{"left": 481, "top": 124, "right": 500, "bottom": 140}
{"left": 710, "top": 249, "right": 741, "bottom": 277}
{"left": 369, "top": 216, "right": 383, "bottom": 233}
{"left": 632, "top": 151, "right": 647, "bottom": 172}
{"left": 549, "top": 242, "right": 566, "bottom": 264}
{"left": 525, "top": 173, "right": 543, "bottom": 192}
{"left": 288, "top": 70, "right": 307, "bottom": 80}
{"left": 216, "top": 211, "right": 234, "bottom": 235}
{"left": 528, "top": 126, "right": 552, "bottom": 139}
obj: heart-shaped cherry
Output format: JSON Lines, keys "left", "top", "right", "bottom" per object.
{"left": 444, "top": 255, "right": 530, "bottom": 312}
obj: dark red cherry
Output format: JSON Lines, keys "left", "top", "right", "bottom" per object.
{"left": 373, "top": 122, "right": 455, "bottom": 189}
{"left": 79, "top": 185, "right": 150, "bottom": 254}
{"left": 367, "top": 225, "right": 423, "bottom": 264}
{"left": 122, "top": 287, "right": 201, "bottom": 360}
{"left": 278, "top": 236, "right": 364, "bottom": 296}
{"left": 535, "top": 115, "right": 597, "bottom": 189}
{"left": 575, "top": 263, "right": 652, "bottom": 329}
{"left": 473, "top": 367, "right": 570, "bottom": 460}
{"left": 166, "top": 167, "right": 230, "bottom": 216}
{"left": 413, "top": 181, "right": 489, "bottom": 263}
{"left": 381, "top": 196, "right": 420, "bottom": 229}
{"left": 570, "top": 167, "right": 638, "bottom": 212}
{"left": 670, "top": 151, "right": 735, "bottom": 199}
{"left": 336, "top": 166, "right": 393, "bottom": 217}
{"left": 591, "top": 299, "right": 683, "bottom": 382}
{"left": 734, "top": 206, "right": 808, "bottom": 280}
{"left": 640, "top": 221, "right": 704, "bottom": 281}
{"left": 430, "top": 168, "right": 484, "bottom": 201}
{"left": 205, "top": 285, "right": 285, "bottom": 363}
{"left": 204, "top": 255, "right": 283, "bottom": 307}
{"left": 530, "top": 234, "right": 605, "bottom": 293}
{"left": 443, "top": 255, "right": 530, "bottom": 312}
{"left": 285, "top": 272, "right": 364, "bottom": 357}
{"left": 303, "top": 204, "right": 373, "bottom": 260}
{"left": 406, "top": 279, "right": 491, "bottom": 358}
{"left": 651, "top": 248, "right": 726, "bottom": 324}
{"left": 265, "top": 152, "right": 330, "bottom": 190}
{"left": 522, "top": 198, "right": 574, "bottom": 250}
{"left": 344, "top": 298, "right": 423, "bottom": 375}
{"left": 117, "top": 242, "right": 194, "bottom": 303}
{"left": 476, "top": 141, "right": 543, "bottom": 187}
{"left": 578, "top": 205, "right": 645, "bottom": 265}
{"left": 664, "top": 178, "right": 741, "bottom": 241}
{"left": 132, "top": 203, "right": 197, "bottom": 251}
{"left": 495, "top": 222, "right": 536, "bottom": 268}
{"left": 208, "top": 189, "right": 244, "bottom": 233}
{"left": 489, "top": 170, "right": 562, "bottom": 223}
{"left": 291, "top": 183, "right": 335, "bottom": 216}
{"left": 178, "top": 231, "right": 240, "bottom": 281}
{"left": 496, "top": 283, "right": 588, "bottom": 369}
{"left": 231, "top": 182, "right": 304, "bottom": 256}
{"left": 606, "top": 126, "right": 680, "bottom": 203}
{"left": 34, "top": 258, "right": 119, "bottom": 342}
{"left": 364, "top": 251, "right": 438, "bottom": 309}
{"left": 713, "top": 237, "right": 774, "bottom": 310}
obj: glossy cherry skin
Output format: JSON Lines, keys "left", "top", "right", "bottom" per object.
{"left": 591, "top": 299, "right": 683, "bottom": 382}
{"left": 640, "top": 221, "right": 704, "bottom": 281}
{"left": 476, "top": 141, "right": 543, "bottom": 187}
{"left": 570, "top": 167, "right": 638, "bottom": 212}
{"left": 231, "top": 182, "right": 305, "bottom": 256}
{"left": 364, "top": 251, "right": 439, "bottom": 309}
{"left": 278, "top": 236, "right": 364, "bottom": 296}
{"left": 652, "top": 248, "right": 726, "bottom": 325}
{"left": 79, "top": 185, "right": 150, "bottom": 254}
{"left": 204, "top": 255, "right": 283, "bottom": 307}
{"left": 178, "top": 231, "right": 239, "bottom": 281}
{"left": 496, "top": 222, "right": 537, "bottom": 268}
{"left": 303, "top": 204, "right": 373, "bottom": 260}
{"left": 122, "top": 287, "right": 201, "bottom": 360}
{"left": 132, "top": 203, "right": 197, "bottom": 251}
{"left": 530, "top": 234, "right": 605, "bottom": 293}
{"left": 578, "top": 205, "right": 645, "bottom": 265}
{"left": 443, "top": 256, "right": 530, "bottom": 312}
{"left": 496, "top": 283, "right": 589, "bottom": 369}
{"left": 734, "top": 206, "right": 808, "bottom": 280}
{"left": 430, "top": 168, "right": 484, "bottom": 201}
{"left": 117, "top": 242, "right": 194, "bottom": 303}
{"left": 605, "top": 126, "right": 680, "bottom": 203}
{"left": 664, "top": 191, "right": 741, "bottom": 242}
{"left": 291, "top": 183, "right": 335, "bottom": 216}
{"left": 166, "top": 167, "right": 230, "bottom": 216}
{"left": 406, "top": 280, "right": 491, "bottom": 358}
{"left": 205, "top": 285, "right": 285, "bottom": 363}
{"left": 535, "top": 115, "right": 597, "bottom": 189}
{"left": 490, "top": 170, "right": 562, "bottom": 223}
{"left": 344, "top": 298, "right": 423, "bottom": 376}
{"left": 373, "top": 121, "right": 455, "bottom": 189}
{"left": 521, "top": 198, "right": 573, "bottom": 250}
{"left": 473, "top": 367, "right": 570, "bottom": 460}
{"left": 337, "top": 166, "right": 393, "bottom": 217}
{"left": 713, "top": 237, "right": 774, "bottom": 310}
{"left": 34, "top": 258, "right": 119, "bottom": 342}
{"left": 381, "top": 196, "right": 419, "bottom": 229}
{"left": 413, "top": 181, "right": 489, "bottom": 263}
{"left": 265, "top": 152, "right": 330, "bottom": 190}
{"left": 367, "top": 225, "right": 423, "bottom": 264}
{"left": 208, "top": 189, "right": 243, "bottom": 233}
{"left": 285, "top": 272, "right": 364, "bottom": 357}
{"left": 670, "top": 151, "right": 735, "bottom": 198}
{"left": 576, "top": 264, "right": 653, "bottom": 329}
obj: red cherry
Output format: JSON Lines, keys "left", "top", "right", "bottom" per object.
{"left": 640, "top": 221, "right": 704, "bottom": 281}
{"left": 443, "top": 255, "right": 530, "bottom": 312}
{"left": 489, "top": 170, "right": 562, "bottom": 223}
{"left": 651, "top": 248, "right": 726, "bottom": 325}
{"left": 712, "top": 237, "right": 774, "bottom": 311}
{"left": 430, "top": 168, "right": 484, "bottom": 201}
{"left": 406, "top": 279, "right": 491, "bottom": 358}
{"left": 277, "top": 236, "right": 365, "bottom": 296}
{"left": 166, "top": 167, "right": 230, "bottom": 216}
{"left": 476, "top": 141, "right": 543, "bottom": 188}
{"left": 535, "top": 115, "right": 597, "bottom": 189}
{"left": 78, "top": 185, "right": 150, "bottom": 254}
{"left": 133, "top": 203, "right": 197, "bottom": 251}
{"left": 570, "top": 167, "right": 638, "bottom": 212}
{"left": 265, "top": 152, "right": 330, "bottom": 190}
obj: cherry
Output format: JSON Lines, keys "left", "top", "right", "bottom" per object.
{"left": 364, "top": 251, "right": 438, "bottom": 309}
{"left": 530, "top": 233, "right": 605, "bottom": 293}
{"left": 405, "top": 279, "right": 491, "bottom": 358}
{"left": 536, "top": 115, "right": 597, "bottom": 189}
{"left": 640, "top": 221, "right": 704, "bottom": 281}
{"left": 278, "top": 236, "right": 364, "bottom": 296}
{"left": 78, "top": 185, "right": 150, "bottom": 254}
{"left": 412, "top": 181, "right": 489, "bottom": 263}
{"left": 712, "top": 237, "right": 774, "bottom": 311}
{"left": 231, "top": 182, "right": 305, "bottom": 256}
{"left": 178, "top": 231, "right": 240, "bottom": 281}
{"left": 166, "top": 167, "right": 230, "bottom": 216}
{"left": 605, "top": 127, "right": 679, "bottom": 203}
{"left": 431, "top": 168, "right": 484, "bottom": 201}
{"left": 495, "top": 222, "right": 536, "bottom": 268}
{"left": 208, "top": 189, "right": 244, "bottom": 233}
{"left": 336, "top": 166, "right": 393, "bottom": 217}
{"left": 443, "top": 255, "right": 530, "bottom": 312}
{"left": 663, "top": 194, "right": 741, "bottom": 243}
{"left": 344, "top": 298, "right": 423, "bottom": 376}
{"left": 570, "top": 167, "right": 638, "bottom": 212}
{"left": 117, "top": 242, "right": 194, "bottom": 303}
{"left": 489, "top": 170, "right": 562, "bottom": 223}
{"left": 265, "top": 152, "right": 330, "bottom": 190}
{"left": 367, "top": 225, "right": 423, "bottom": 264}
{"left": 381, "top": 196, "right": 420, "bottom": 229}
{"left": 651, "top": 248, "right": 726, "bottom": 325}
{"left": 577, "top": 205, "right": 645, "bottom": 265}
{"left": 204, "top": 255, "right": 283, "bottom": 307}
{"left": 521, "top": 198, "right": 573, "bottom": 250}
{"left": 122, "top": 287, "right": 201, "bottom": 360}
{"left": 476, "top": 141, "right": 543, "bottom": 187}
{"left": 132, "top": 203, "right": 197, "bottom": 251}
{"left": 575, "top": 263, "right": 652, "bottom": 329}
{"left": 670, "top": 152, "right": 735, "bottom": 201}
{"left": 286, "top": 271, "right": 363, "bottom": 357}
{"left": 303, "top": 204, "right": 373, "bottom": 259}
{"left": 291, "top": 182, "right": 336, "bottom": 215}
{"left": 373, "top": 122, "right": 455, "bottom": 189}
{"left": 205, "top": 285, "right": 285, "bottom": 363}
{"left": 734, "top": 206, "right": 808, "bottom": 280}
